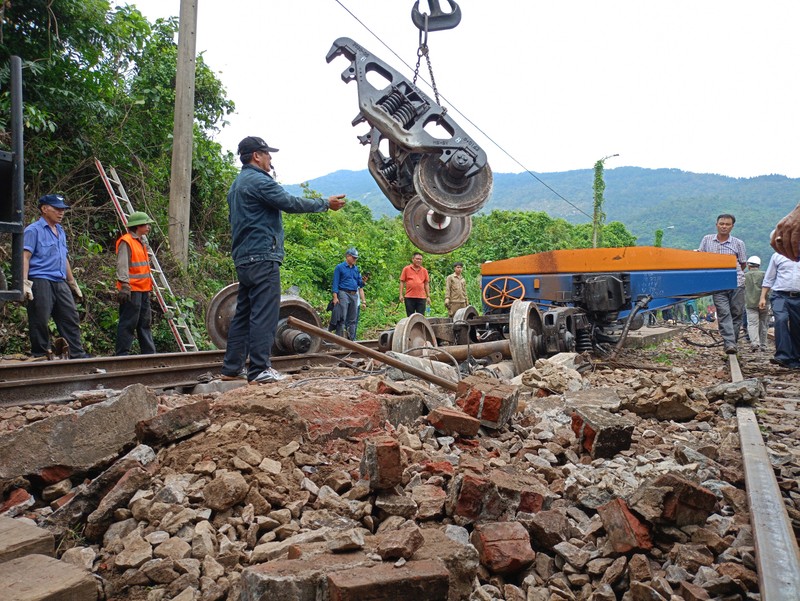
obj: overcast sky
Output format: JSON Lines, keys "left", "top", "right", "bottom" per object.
{"left": 125, "top": 0, "right": 800, "bottom": 186}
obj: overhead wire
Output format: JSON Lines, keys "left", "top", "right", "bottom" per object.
{"left": 332, "top": 0, "right": 592, "bottom": 219}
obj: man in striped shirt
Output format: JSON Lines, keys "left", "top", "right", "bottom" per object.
{"left": 698, "top": 214, "right": 748, "bottom": 354}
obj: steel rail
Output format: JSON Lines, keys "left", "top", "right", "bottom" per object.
{"left": 0, "top": 343, "right": 379, "bottom": 407}
{"left": 730, "top": 354, "right": 800, "bottom": 599}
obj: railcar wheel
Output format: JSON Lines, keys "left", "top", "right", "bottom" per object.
{"left": 509, "top": 300, "right": 543, "bottom": 374}
{"left": 391, "top": 313, "right": 438, "bottom": 354}
{"left": 403, "top": 195, "right": 472, "bottom": 254}
{"left": 452, "top": 305, "right": 479, "bottom": 345}
{"left": 206, "top": 284, "right": 322, "bottom": 354}
{"left": 413, "top": 153, "right": 493, "bottom": 216}
{"left": 482, "top": 276, "right": 525, "bottom": 309}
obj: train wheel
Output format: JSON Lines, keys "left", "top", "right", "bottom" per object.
{"left": 509, "top": 300, "right": 543, "bottom": 374}
{"left": 391, "top": 313, "right": 437, "bottom": 354}
{"left": 482, "top": 276, "right": 525, "bottom": 309}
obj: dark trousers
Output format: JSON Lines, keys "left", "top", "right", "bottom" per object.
{"left": 712, "top": 288, "right": 744, "bottom": 347}
{"left": 223, "top": 260, "right": 281, "bottom": 381}
{"left": 404, "top": 297, "right": 426, "bottom": 317}
{"left": 26, "top": 278, "right": 85, "bottom": 358}
{"left": 115, "top": 291, "right": 156, "bottom": 355}
{"left": 336, "top": 290, "right": 359, "bottom": 340}
{"left": 770, "top": 292, "right": 800, "bottom": 365}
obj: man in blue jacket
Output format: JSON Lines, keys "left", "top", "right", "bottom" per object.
{"left": 332, "top": 247, "right": 365, "bottom": 340}
{"left": 221, "top": 136, "right": 346, "bottom": 384}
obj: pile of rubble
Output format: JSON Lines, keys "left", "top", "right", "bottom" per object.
{"left": 0, "top": 338, "right": 792, "bottom": 601}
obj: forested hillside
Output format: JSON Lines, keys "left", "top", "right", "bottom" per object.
{"left": 286, "top": 167, "right": 799, "bottom": 262}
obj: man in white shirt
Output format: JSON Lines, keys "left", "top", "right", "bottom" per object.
{"left": 759, "top": 252, "right": 800, "bottom": 369}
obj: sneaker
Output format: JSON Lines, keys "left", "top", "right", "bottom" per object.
{"left": 220, "top": 367, "right": 247, "bottom": 381}
{"left": 769, "top": 357, "right": 800, "bottom": 369}
{"left": 760, "top": 346, "right": 769, "bottom": 353}
{"left": 250, "top": 367, "right": 287, "bottom": 384}
{"left": 724, "top": 344, "right": 738, "bottom": 355}
{"left": 750, "top": 345, "right": 760, "bottom": 353}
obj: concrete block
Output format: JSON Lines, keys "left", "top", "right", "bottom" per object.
{"left": 427, "top": 407, "right": 480, "bottom": 437}
{"left": 328, "top": 559, "right": 450, "bottom": 601}
{"left": 0, "top": 517, "right": 54, "bottom": 563}
{"left": 0, "top": 553, "right": 96, "bottom": 600}
{"left": 360, "top": 436, "right": 402, "bottom": 491}
{"left": 241, "top": 553, "right": 372, "bottom": 601}
{"left": 570, "top": 406, "right": 633, "bottom": 459}
{"left": 135, "top": 399, "right": 211, "bottom": 445}
{"left": 596, "top": 498, "right": 653, "bottom": 553}
{"left": 0, "top": 384, "right": 157, "bottom": 480}
{"left": 470, "top": 522, "right": 535, "bottom": 575}
{"left": 455, "top": 376, "right": 519, "bottom": 429}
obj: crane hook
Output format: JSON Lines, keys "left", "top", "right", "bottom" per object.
{"left": 411, "top": 0, "right": 462, "bottom": 32}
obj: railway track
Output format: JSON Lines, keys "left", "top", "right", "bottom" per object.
{"left": 0, "top": 341, "right": 380, "bottom": 406}
{"left": 731, "top": 350, "right": 800, "bottom": 598}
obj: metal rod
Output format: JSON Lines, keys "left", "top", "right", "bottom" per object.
{"left": 286, "top": 317, "right": 459, "bottom": 391}
{"left": 414, "top": 339, "right": 510, "bottom": 362}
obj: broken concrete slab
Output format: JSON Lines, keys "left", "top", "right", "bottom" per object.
{"left": 570, "top": 406, "right": 634, "bottom": 459}
{"left": 135, "top": 399, "right": 211, "bottom": 445}
{"left": 44, "top": 445, "right": 155, "bottom": 533}
{"left": 241, "top": 553, "right": 373, "bottom": 601}
{"left": 0, "top": 553, "right": 97, "bottom": 600}
{"left": 327, "top": 559, "right": 450, "bottom": 601}
{"left": 596, "top": 498, "right": 653, "bottom": 553}
{"left": 0, "top": 516, "right": 54, "bottom": 563}
{"left": 628, "top": 474, "right": 718, "bottom": 527}
{"left": 0, "top": 384, "right": 157, "bottom": 480}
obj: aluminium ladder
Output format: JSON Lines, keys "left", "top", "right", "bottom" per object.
{"left": 94, "top": 158, "right": 198, "bottom": 352}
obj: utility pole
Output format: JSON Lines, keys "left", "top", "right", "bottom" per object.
{"left": 591, "top": 154, "right": 618, "bottom": 248}
{"left": 168, "top": 0, "right": 198, "bottom": 266}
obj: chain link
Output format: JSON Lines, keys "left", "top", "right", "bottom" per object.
{"left": 412, "top": 16, "right": 443, "bottom": 108}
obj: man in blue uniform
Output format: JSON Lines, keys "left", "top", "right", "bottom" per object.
{"left": 332, "top": 247, "right": 366, "bottom": 340}
{"left": 22, "top": 194, "right": 89, "bottom": 359}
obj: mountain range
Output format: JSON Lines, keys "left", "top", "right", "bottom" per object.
{"left": 284, "top": 167, "right": 800, "bottom": 263}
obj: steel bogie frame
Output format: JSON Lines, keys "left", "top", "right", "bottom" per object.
{"left": 326, "top": 37, "right": 493, "bottom": 254}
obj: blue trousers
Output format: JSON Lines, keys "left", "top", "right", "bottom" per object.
{"left": 223, "top": 260, "right": 281, "bottom": 380}
{"left": 770, "top": 292, "right": 800, "bottom": 366}
{"left": 115, "top": 291, "right": 156, "bottom": 355}
{"left": 336, "top": 290, "right": 359, "bottom": 340}
{"left": 26, "top": 278, "right": 86, "bottom": 358}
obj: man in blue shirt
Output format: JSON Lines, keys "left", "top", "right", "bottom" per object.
{"left": 332, "top": 247, "right": 366, "bottom": 340}
{"left": 221, "top": 136, "right": 346, "bottom": 384}
{"left": 22, "top": 194, "right": 89, "bottom": 359}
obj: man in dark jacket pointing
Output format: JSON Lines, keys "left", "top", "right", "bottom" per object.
{"left": 221, "top": 136, "right": 346, "bottom": 384}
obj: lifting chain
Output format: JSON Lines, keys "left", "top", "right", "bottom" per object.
{"left": 412, "top": 16, "right": 443, "bottom": 109}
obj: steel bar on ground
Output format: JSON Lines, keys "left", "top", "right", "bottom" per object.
{"left": 286, "top": 317, "right": 459, "bottom": 391}
{"left": 412, "top": 340, "right": 510, "bottom": 362}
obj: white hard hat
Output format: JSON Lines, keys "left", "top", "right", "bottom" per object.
{"left": 747, "top": 255, "right": 761, "bottom": 266}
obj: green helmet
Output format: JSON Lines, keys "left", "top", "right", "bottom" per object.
{"left": 126, "top": 211, "right": 155, "bottom": 228}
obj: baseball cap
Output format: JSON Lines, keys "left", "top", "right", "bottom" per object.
{"left": 38, "top": 194, "right": 70, "bottom": 209}
{"left": 346, "top": 247, "right": 359, "bottom": 258}
{"left": 237, "top": 136, "right": 279, "bottom": 155}
{"left": 746, "top": 255, "right": 761, "bottom": 266}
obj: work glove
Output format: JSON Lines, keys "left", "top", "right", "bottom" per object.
{"left": 23, "top": 279, "right": 34, "bottom": 302}
{"left": 117, "top": 282, "right": 131, "bottom": 305}
{"left": 68, "top": 279, "right": 83, "bottom": 301}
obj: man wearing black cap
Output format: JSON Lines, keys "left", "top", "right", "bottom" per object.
{"left": 221, "top": 136, "right": 346, "bottom": 384}
{"left": 22, "top": 194, "right": 90, "bottom": 359}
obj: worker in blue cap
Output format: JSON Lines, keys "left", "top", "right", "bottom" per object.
{"left": 331, "top": 247, "right": 366, "bottom": 340}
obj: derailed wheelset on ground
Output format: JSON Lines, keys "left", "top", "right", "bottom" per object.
{"left": 205, "top": 283, "right": 324, "bottom": 356}
{"left": 326, "top": 37, "right": 492, "bottom": 254}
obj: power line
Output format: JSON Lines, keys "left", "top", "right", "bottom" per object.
{"left": 332, "top": 0, "right": 592, "bottom": 219}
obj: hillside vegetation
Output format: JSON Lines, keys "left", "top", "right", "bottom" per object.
{"left": 286, "top": 168, "right": 800, "bottom": 264}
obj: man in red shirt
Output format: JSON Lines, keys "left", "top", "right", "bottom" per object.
{"left": 399, "top": 252, "right": 430, "bottom": 316}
